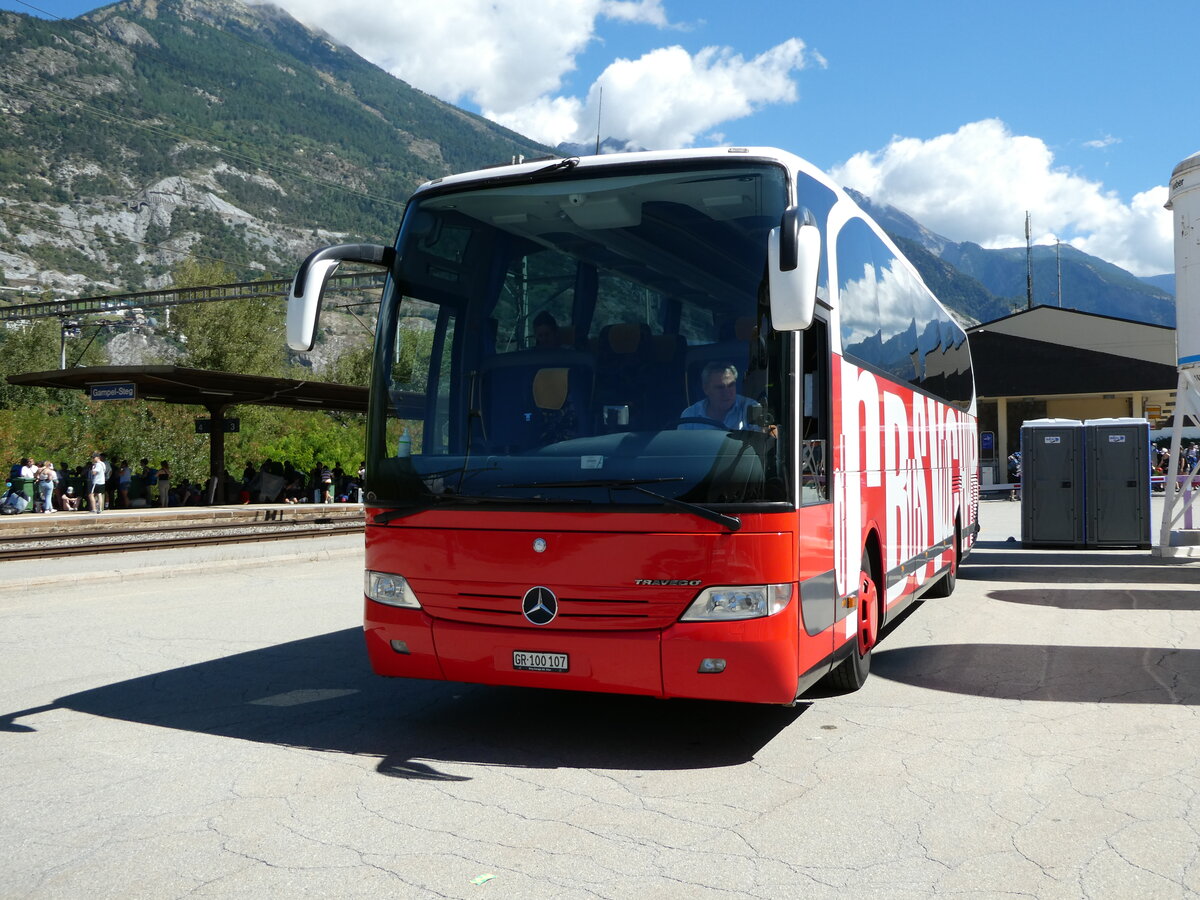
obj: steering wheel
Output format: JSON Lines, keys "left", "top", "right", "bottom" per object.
{"left": 670, "top": 416, "right": 729, "bottom": 430}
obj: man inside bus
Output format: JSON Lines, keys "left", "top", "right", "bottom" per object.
{"left": 532, "top": 310, "right": 562, "bottom": 349}
{"left": 679, "top": 362, "right": 762, "bottom": 431}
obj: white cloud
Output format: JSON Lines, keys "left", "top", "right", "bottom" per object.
{"left": 271, "top": 0, "right": 613, "bottom": 113}
{"left": 832, "top": 119, "right": 1172, "bottom": 276}
{"left": 1072, "top": 185, "right": 1172, "bottom": 276}
{"left": 583, "top": 40, "right": 812, "bottom": 150}
{"left": 489, "top": 96, "right": 586, "bottom": 149}
{"left": 600, "top": 0, "right": 672, "bottom": 26}
{"left": 492, "top": 39, "right": 815, "bottom": 149}
{"left": 1084, "top": 135, "right": 1121, "bottom": 149}
{"left": 269, "top": 0, "right": 811, "bottom": 152}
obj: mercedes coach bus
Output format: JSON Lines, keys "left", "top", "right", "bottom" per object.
{"left": 288, "top": 147, "right": 978, "bottom": 704}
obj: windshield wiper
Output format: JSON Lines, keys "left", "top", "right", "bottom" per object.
{"left": 531, "top": 156, "right": 580, "bottom": 176}
{"left": 499, "top": 477, "right": 742, "bottom": 532}
{"left": 624, "top": 484, "right": 742, "bottom": 532}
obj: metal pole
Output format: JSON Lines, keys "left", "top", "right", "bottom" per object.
{"left": 1025, "top": 212, "right": 1033, "bottom": 310}
{"left": 207, "top": 403, "right": 228, "bottom": 505}
{"left": 1056, "top": 239, "right": 1062, "bottom": 307}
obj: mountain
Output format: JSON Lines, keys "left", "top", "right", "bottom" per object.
{"left": 0, "top": 0, "right": 1176, "bottom": 334}
{"left": 1141, "top": 273, "right": 1175, "bottom": 295}
{"left": 848, "top": 189, "right": 1176, "bottom": 326}
{"left": 556, "top": 137, "right": 645, "bottom": 157}
{"left": 890, "top": 236, "right": 1021, "bottom": 326}
{"left": 0, "top": 0, "right": 549, "bottom": 295}
{"left": 938, "top": 241, "right": 1175, "bottom": 326}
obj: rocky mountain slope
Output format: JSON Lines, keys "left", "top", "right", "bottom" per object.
{"left": 0, "top": 0, "right": 548, "bottom": 298}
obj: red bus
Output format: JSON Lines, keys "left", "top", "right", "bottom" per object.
{"left": 288, "top": 147, "right": 978, "bottom": 704}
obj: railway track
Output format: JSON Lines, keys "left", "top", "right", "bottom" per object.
{"left": 0, "top": 508, "right": 364, "bottom": 561}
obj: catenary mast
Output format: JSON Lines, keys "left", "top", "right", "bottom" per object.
{"left": 1157, "top": 150, "right": 1200, "bottom": 555}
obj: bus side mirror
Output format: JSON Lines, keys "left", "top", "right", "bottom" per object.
{"left": 767, "top": 206, "right": 820, "bottom": 332}
{"left": 287, "top": 243, "right": 395, "bottom": 351}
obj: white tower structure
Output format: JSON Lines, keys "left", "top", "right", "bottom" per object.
{"left": 1158, "top": 150, "right": 1200, "bottom": 555}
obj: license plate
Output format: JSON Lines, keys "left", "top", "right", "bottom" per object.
{"left": 512, "top": 650, "right": 569, "bottom": 672}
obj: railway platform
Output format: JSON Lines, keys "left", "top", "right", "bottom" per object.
{"left": 0, "top": 499, "right": 364, "bottom": 538}
{"left": 0, "top": 502, "right": 365, "bottom": 590}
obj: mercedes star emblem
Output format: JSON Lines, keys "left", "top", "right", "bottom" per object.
{"left": 522, "top": 586, "right": 558, "bottom": 625}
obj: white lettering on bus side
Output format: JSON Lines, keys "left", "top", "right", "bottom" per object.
{"left": 929, "top": 397, "right": 952, "bottom": 577}
{"left": 882, "top": 389, "right": 910, "bottom": 603}
{"left": 910, "top": 394, "right": 932, "bottom": 581}
{"left": 835, "top": 357, "right": 969, "bottom": 609}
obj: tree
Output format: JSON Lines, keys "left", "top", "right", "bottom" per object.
{"left": 325, "top": 341, "right": 372, "bottom": 387}
{"left": 0, "top": 319, "right": 65, "bottom": 411}
{"left": 0, "top": 318, "right": 112, "bottom": 466}
{"left": 170, "top": 259, "right": 287, "bottom": 376}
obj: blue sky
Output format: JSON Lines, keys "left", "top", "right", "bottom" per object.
{"left": 2, "top": 0, "right": 1190, "bottom": 276}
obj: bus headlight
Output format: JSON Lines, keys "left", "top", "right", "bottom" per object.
{"left": 365, "top": 571, "right": 422, "bottom": 608}
{"left": 680, "top": 583, "right": 793, "bottom": 622}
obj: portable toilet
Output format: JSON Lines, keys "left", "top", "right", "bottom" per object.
{"left": 1021, "top": 418, "right": 1085, "bottom": 547}
{"left": 1084, "top": 418, "right": 1151, "bottom": 548}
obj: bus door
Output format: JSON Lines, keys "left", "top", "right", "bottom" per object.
{"left": 796, "top": 317, "right": 837, "bottom": 675}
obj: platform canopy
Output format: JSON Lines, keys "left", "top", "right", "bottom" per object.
{"left": 7, "top": 364, "right": 369, "bottom": 413}
{"left": 6, "top": 365, "right": 371, "bottom": 489}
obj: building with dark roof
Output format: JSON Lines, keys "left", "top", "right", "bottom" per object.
{"left": 968, "top": 306, "right": 1178, "bottom": 483}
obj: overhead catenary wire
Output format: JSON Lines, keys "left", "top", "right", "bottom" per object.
{"left": 1, "top": 0, "right": 59, "bottom": 17}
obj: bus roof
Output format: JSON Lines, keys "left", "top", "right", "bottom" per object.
{"left": 415, "top": 146, "right": 844, "bottom": 201}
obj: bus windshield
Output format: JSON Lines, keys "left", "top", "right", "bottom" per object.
{"left": 368, "top": 159, "right": 834, "bottom": 513}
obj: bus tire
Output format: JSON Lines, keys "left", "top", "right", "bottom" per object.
{"left": 825, "top": 549, "right": 879, "bottom": 693}
{"left": 925, "top": 518, "right": 960, "bottom": 599}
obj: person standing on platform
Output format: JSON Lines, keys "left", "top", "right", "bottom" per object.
{"left": 100, "top": 454, "right": 113, "bottom": 508}
{"left": 35, "top": 461, "right": 57, "bottom": 513}
{"left": 88, "top": 453, "right": 106, "bottom": 515}
{"left": 116, "top": 460, "right": 132, "bottom": 508}
{"left": 320, "top": 464, "right": 334, "bottom": 503}
{"left": 136, "top": 458, "right": 153, "bottom": 503}
{"left": 157, "top": 460, "right": 171, "bottom": 507}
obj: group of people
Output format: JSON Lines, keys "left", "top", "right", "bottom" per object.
{"left": 1151, "top": 443, "right": 1200, "bottom": 491}
{"left": 5, "top": 452, "right": 372, "bottom": 514}
{"left": 240, "top": 459, "right": 365, "bottom": 505}
{"left": 4, "top": 455, "right": 172, "bottom": 514}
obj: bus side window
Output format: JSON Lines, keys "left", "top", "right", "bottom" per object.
{"left": 801, "top": 318, "right": 830, "bottom": 504}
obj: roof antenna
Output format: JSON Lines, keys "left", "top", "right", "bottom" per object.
{"left": 594, "top": 86, "right": 603, "bottom": 156}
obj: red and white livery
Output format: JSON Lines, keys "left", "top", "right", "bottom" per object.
{"left": 289, "top": 146, "right": 978, "bottom": 703}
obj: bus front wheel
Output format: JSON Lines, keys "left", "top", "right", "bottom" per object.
{"left": 825, "top": 550, "right": 879, "bottom": 692}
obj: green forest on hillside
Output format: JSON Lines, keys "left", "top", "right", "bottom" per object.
{"left": 0, "top": 259, "right": 396, "bottom": 486}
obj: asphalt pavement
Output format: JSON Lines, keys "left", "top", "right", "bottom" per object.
{"left": 3, "top": 497, "right": 1200, "bottom": 897}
